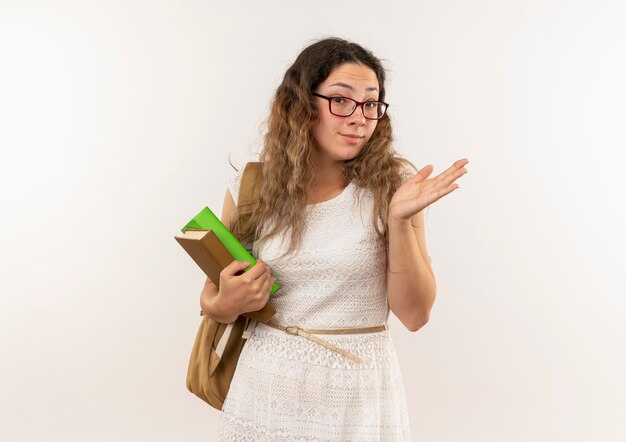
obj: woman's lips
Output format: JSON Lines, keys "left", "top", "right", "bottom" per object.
{"left": 340, "top": 134, "right": 364, "bottom": 143}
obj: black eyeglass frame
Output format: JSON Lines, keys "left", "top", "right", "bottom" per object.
{"left": 312, "top": 92, "right": 389, "bottom": 120}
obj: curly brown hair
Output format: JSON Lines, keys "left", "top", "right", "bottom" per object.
{"left": 232, "top": 37, "right": 416, "bottom": 255}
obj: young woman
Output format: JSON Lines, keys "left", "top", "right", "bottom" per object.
{"left": 200, "top": 37, "right": 468, "bottom": 441}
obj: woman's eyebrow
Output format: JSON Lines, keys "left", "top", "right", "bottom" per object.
{"left": 328, "top": 82, "right": 379, "bottom": 92}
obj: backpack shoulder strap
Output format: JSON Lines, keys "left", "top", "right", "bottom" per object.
{"left": 234, "top": 161, "right": 276, "bottom": 322}
{"left": 235, "top": 162, "right": 261, "bottom": 236}
{"left": 237, "top": 162, "right": 261, "bottom": 209}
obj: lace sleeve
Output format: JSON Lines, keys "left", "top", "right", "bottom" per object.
{"left": 398, "top": 162, "right": 418, "bottom": 185}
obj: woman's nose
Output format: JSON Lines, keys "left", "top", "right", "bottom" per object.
{"left": 347, "top": 105, "right": 367, "bottom": 126}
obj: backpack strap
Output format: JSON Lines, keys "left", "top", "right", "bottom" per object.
{"left": 235, "top": 162, "right": 276, "bottom": 323}
{"left": 235, "top": 162, "right": 261, "bottom": 237}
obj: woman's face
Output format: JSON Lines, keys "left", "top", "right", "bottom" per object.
{"left": 312, "top": 63, "right": 380, "bottom": 166}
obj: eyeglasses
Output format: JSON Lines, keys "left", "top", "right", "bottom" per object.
{"left": 313, "top": 93, "right": 389, "bottom": 120}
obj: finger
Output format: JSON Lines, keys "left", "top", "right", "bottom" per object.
{"left": 428, "top": 161, "right": 468, "bottom": 190}
{"left": 222, "top": 260, "right": 251, "bottom": 277}
{"left": 241, "top": 260, "right": 268, "bottom": 281}
{"left": 251, "top": 269, "right": 272, "bottom": 288}
{"left": 423, "top": 175, "right": 462, "bottom": 204}
{"left": 260, "top": 274, "right": 275, "bottom": 297}
{"left": 410, "top": 159, "right": 468, "bottom": 188}
{"left": 426, "top": 182, "right": 461, "bottom": 206}
{"left": 434, "top": 167, "right": 467, "bottom": 191}
{"left": 408, "top": 165, "right": 434, "bottom": 183}
{"left": 454, "top": 158, "right": 469, "bottom": 166}
{"left": 436, "top": 158, "right": 468, "bottom": 178}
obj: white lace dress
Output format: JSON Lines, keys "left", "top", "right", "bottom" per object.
{"left": 218, "top": 167, "right": 411, "bottom": 441}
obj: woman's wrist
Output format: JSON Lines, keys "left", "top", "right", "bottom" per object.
{"left": 387, "top": 214, "right": 413, "bottom": 231}
{"left": 200, "top": 283, "right": 238, "bottom": 323}
{"left": 206, "top": 293, "right": 239, "bottom": 324}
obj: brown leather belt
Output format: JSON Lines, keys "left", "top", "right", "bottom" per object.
{"left": 264, "top": 321, "right": 387, "bottom": 364}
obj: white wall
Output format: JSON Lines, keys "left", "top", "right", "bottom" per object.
{"left": 1, "top": 1, "right": 624, "bottom": 441}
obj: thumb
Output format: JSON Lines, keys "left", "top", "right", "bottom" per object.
{"left": 222, "top": 260, "right": 250, "bottom": 277}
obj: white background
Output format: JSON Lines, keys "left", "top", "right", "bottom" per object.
{"left": 1, "top": 1, "right": 625, "bottom": 441}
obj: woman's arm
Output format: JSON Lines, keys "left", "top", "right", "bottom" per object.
{"left": 386, "top": 158, "right": 468, "bottom": 331}
{"left": 200, "top": 188, "right": 238, "bottom": 322}
{"left": 386, "top": 209, "right": 436, "bottom": 332}
{"left": 200, "top": 188, "right": 274, "bottom": 323}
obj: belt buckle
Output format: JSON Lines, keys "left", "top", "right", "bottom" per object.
{"left": 284, "top": 326, "right": 300, "bottom": 335}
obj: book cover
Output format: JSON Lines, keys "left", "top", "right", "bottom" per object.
{"left": 175, "top": 229, "right": 236, "bottom": 289}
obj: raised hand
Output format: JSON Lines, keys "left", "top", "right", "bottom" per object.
{"left": 389, "top": 158, "right": 469, "bottom": 223}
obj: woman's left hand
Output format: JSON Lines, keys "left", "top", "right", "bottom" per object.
{"left": 388, "top": 158, "right": 469, "bottom": 223}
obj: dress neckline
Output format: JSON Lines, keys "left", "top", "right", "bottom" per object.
{"left": 306, "top": 181, "right": 354, "bottom": 208}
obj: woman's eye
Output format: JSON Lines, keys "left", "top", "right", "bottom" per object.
{"left": 364, "top": 101, "right": 378, "bottom": 109}
{"left": 331, "top": 97, "right": 347, "bottom": 104}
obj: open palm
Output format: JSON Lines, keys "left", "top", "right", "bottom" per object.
{"left": 389, "top": 158, "right": 469, "bottom": 222}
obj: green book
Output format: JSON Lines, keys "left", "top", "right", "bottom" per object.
{"left": 181, "top": 207, "right": 279, "bottom": 296}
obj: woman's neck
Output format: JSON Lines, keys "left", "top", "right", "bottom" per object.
{"left": 307, "top": 161, "right": 348, "bottom": 204}
{"left": 311, "top": 167, "right": 346, "bottom": 188}
{"left": 309, "top": 153, "right": 346, "bottom": 187}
